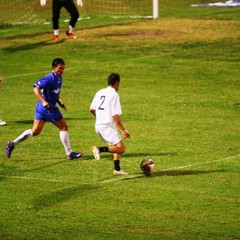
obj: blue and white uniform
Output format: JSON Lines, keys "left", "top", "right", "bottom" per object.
{"left": 34, "top": 71, "right": 63, "bottom": 122}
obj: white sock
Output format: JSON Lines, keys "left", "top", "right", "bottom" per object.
{"left": 53, "top": 29, "right": 59, "bottom": 36}
{"left": 68, "top": 25, "right": 73, "bottom": 33}
{"left": 13, "top": 129, "right": 33, "bottom": 146}
{"left": 59, "top": 131, "right": 72, "bottom": 155}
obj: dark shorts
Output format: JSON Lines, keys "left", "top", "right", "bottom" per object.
{"left": 34, "top": 101, "right": 63, "bottom": 122}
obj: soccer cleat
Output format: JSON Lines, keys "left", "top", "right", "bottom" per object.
{"left": 0, "top": 120, "right": 6, "bottom": 126}
{"left": 91, "top": 146, "right": 100, "bottom": 160}
{"left": 66, "top": 30, "right": 76, "bottom": 39}
{"left": 52, "top": 35, "right": 58, "bottom": 41}
{"left": 113, "top": 170, "right": 128, "bottom": 176}
{"left": 67, "top": 151, "right": 83, "bottom": 160}
{"left": 6, "top": 141, "right": 15, "bottom": 158}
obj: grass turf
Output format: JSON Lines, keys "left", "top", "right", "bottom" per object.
{"left": 0, "top": 1, "right": 240, "bottom": 239}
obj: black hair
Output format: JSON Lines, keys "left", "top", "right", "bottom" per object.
{"left": 108, "top": 73, "right": 120, "bottom": 86}
{"left": 52, "top": 58, "right": 65, "bottom": 68}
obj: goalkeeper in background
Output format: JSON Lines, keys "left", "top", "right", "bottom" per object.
{"left": 41, "top": 0, "right": 83, "bottom": 40}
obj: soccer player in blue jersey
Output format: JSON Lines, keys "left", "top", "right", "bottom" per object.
{"left": 6, "top": 58, "right": 83, "bottom": 160}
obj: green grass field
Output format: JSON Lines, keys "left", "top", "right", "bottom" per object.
{"left": 0, "top": 1, "right": 240, "bottom": 239}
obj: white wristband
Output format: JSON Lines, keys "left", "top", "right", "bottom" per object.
{"left": 40, "top": 0, "right": 46, "bottom": 6}
{"left": 77, "top": 0, "right": 83, "bottom": 7}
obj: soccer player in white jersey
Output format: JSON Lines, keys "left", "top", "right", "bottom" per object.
{"left": 90, "top": 73, "right": 130, "bottom": 175}
{"left": 6, "top": 58, "right": 83, "bottom": 160}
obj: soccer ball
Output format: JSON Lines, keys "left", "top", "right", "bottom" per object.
{"left": 140, "top": 159, "right": 154, "bottom": 175}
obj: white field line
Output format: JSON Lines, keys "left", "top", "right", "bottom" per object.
{"left": 97, "top": 174, "right": 139, "bottom": 184}
{"left": 3, "top": 67, "right": 75, "bottom": 80}
{"left": 1, "top": 154, "right": 239, "bottom": 184}
{"left": 4, "top": 71, "right": 48, "bottom": 79}
{"left": 98, "top": 154, "right": 240, "bottom": 184}
{"left": 164, "top": 154, "right": 240, "bottom": 171}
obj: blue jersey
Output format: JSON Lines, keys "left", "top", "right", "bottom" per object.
{"left": 34, "top": 72, "right": 63, "bottom": 122}
{"left": 34, "top": 71, "right": 62, "bottom": 106}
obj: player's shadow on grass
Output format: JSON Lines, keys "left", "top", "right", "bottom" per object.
{"left": 123, "top": 169, "right": 223, "bottom": 180}
{"left": 124, "top": 152, "right": 177, "bottom": 158}
{"left": 2, "top": 31, "right": 50, "bottom": 40}
{"left": 80, "top": 151, "right": 177, "bottom": 161}
{"left": 151, "top": 169, "right": 222, "bottom": 177}
{"left": 4, "top": 39, "right": 65, "bottom": 53}
{"left": 81, "top": 152, "right": 176, "bottom": 161}
{"left": 32, "top": 184, "right": 100, "bottom": 210}
{"left": 0, "top": 160, "right": 67, "bottom": 181}
{"left": 7, "top": 120, "right": 34, "bottom": 125}
{"left": 7, "top": 117, "right": 87, "bottom": 125}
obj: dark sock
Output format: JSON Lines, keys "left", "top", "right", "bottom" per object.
{"left": 99, "top": 147, "right": 109, "bottom": 153}
{"left": 114, "top": 160, "right": 121, "bottom": 171}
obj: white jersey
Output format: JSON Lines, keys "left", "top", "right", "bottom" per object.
{"left": 90, "top": 86, "right": 122, "bottom": 126}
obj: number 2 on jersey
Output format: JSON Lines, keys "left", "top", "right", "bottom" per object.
{"left": 98, "top": 96, "right": 105, "bottom": 110}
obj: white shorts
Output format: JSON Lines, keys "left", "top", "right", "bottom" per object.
{"left": 95, "top": 124, "right": 121, "bottom": 146}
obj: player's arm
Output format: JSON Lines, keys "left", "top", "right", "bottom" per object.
{"left": 113, "top": 115, "right": 130, "bottom": 138}
{"left": 0, "top": 72, "right": 4, "bottom": 85}
{"left": 89, "top": 97, "right": 96, "bottom": 117}
{"left": 57, "top": 96, "right": 67, "bottom": 111}
{"left": 33, "top": 86, "right": 50, "bottom": 108}
{"left": 89, "top": 109, "right": 96, "bottom": 117}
